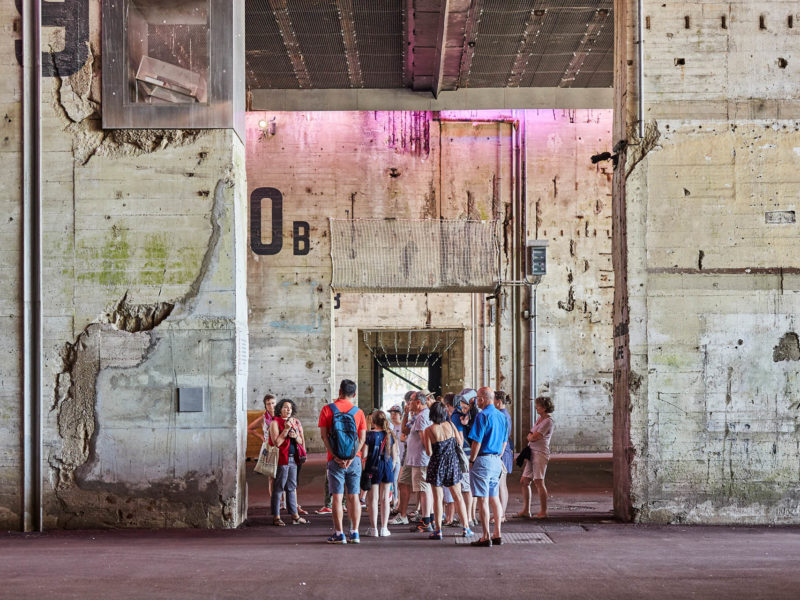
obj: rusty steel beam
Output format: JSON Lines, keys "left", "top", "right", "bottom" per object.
{"left": 268, "top": 0, "right": 312, "bottom": 88}
{"left": 335, "top": 0, "right": 364, "bottom": 88}
{"left": 611, "top": 0, "right": 633, "bottom": 523}
{"left": 431, "top": 0, "right": 451, "bottom": 98}
{"left": 560, "top": 7, "right": 611, "bottom": 88}
{"left": 508, "top": 7, "right": 548, "bottom": 87}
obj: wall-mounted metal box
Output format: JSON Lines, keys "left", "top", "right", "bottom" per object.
{"left": 102, "top": 0, "right": 244, "bottom": 140}
{"left": 177, "top": 387, "right": 205, "bottom": 412}
{"left": 526, "top": 239, "right": 549, "bottom": 277}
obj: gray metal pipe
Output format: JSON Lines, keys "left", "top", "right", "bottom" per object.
{"left": 529, "top": 286, "right": 538, "bottom": 430}
{"left": 638, "top": 0, "right": 645, "bottom": 138}
{"left": 22, "top": 0, "right": 43, "bottom": 533}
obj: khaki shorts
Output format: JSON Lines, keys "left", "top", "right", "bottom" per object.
{"left": 522, "top": 453, "right": 549, "bottom": 481}
{"left": 398, "top": 465, "right": 413, "bottom": 486}
{"left": 411, "top": 466, "right": 431, "bottom": 493}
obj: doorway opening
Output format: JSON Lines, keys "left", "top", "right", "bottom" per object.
{"left": 373, "top": 357, "right": 441, "bottom": 411}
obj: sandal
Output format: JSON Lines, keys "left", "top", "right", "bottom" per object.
{"left": 273, "top": 517, "right": 286, "bottom": 527}
{"left": 297, "top": 506, "right": 309, "bottom": 515}
{"left": 291, "top": 515, "right": 309, "bottom": 525}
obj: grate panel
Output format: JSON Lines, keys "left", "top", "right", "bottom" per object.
{"left": 453, "top": 532, "right": 554, "bottom": 544}
{"left": 353, "top": 1, "right": 404, "bottom": 87}
{"left": 287, "top": 1, "right": 351, "bottom": 88}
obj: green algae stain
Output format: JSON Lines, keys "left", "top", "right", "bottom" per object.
{"left": 165, "top": 246, "right": 204, "bottom": 285}
{"left": 141, "top": 234, "right": 168, "bottom": 285}
{"left": 77, "top": 226, "right": 131, "bottom": 286}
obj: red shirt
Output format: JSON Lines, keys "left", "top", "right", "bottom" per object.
{"left": 318, "top": 398, "right": 367, "bottom": 462}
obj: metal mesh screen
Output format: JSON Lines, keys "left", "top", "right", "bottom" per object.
{"left": 330, "top": 219, "right": 500, "bottom": 292}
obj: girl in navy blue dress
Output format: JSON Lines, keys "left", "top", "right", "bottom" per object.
{"left": 424, "top": 402, "right": 473, "bottom": 540}
{"left": 361, "top": 410, "right": 398, "bottom": 537}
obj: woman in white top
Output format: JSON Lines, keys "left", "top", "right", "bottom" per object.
{"left": 518, "top": 396, "right": 555, "bottom": 518}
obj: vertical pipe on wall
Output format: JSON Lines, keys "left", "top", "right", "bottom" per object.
{"left": 470, "top": 293, "right": 478, "bottom": 386}
{"left": 637, "top": 0, "right": 645, "bottom": 138}
{"left": 530, "top": 287, "right": 537, "bottom": 430}
{"left": 22, "top": 0, "right": 43, "bottom": 532}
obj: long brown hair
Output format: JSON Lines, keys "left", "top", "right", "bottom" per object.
{"left": 371, "top": 410, "right": 396, "bottom": 458}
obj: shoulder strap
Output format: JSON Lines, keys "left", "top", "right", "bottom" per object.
{"left": 346, "top": 406, "right": 359, "bottom": 417}
{"left": 330, "top": 402, "right": 341, "bottom": 415}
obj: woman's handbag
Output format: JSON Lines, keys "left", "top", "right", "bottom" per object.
{"left": 515, "top": 445, "right": 531, "bottom": 468}
{"left": 296, "top": 442, "right": 307, "bottom": 465}
{"left": 450, "top": 422, "right": 470, "bottom": 473}
{"left": 254, "top": 442, "right": 279, "bottom": 478}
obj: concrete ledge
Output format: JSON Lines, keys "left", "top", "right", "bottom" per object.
{"left": 250, "top": 87, "right": 614, "bottom": 111}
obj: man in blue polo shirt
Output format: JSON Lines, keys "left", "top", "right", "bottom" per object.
{"left": 467, "top": 386, "right": 508, "bottom": 547}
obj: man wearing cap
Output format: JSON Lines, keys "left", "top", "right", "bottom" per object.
{"left": 467, "top": 386, "right": 508, "bottom": 546}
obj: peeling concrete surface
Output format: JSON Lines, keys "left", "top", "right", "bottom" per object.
{"left": 773, "top": 332, "right": 800, "bottom": 362}
{"left": 30, "top": 33, "right": 249, "bottom": 527}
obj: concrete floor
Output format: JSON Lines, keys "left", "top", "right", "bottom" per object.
{"left": 2, "top": 456, "right": 799, "bottom": 599}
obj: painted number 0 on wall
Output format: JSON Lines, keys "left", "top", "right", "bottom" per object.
{"left": 250, "top": 188, "right": 310, "bottom": 256}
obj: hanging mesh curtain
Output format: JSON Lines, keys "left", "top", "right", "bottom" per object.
{"left": 330, "top": 219, "right": 500, "bottom": 292}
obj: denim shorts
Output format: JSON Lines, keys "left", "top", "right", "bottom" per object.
{"left": 327, "top": 459, "right": 362, "bottom": 496}
{"left": 469, "top": 454, "right": 502, "bottom": 498}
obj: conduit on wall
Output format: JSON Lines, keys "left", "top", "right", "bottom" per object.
{"left": 22, "top": 0, "right": 43, "bottom": 532}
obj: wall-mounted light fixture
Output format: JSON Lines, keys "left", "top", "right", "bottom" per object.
{"left": 258, "top": 116, "right": 276, "bottom": 137}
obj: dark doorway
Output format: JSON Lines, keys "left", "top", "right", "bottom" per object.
{"left": 372, "top": 354, "right": 442, "bottom": 410}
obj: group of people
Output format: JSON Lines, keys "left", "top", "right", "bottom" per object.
{"left": 249, "top": 379, "right": 555, "bottom": 547}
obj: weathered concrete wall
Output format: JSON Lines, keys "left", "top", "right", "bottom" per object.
{"left": 625, "top": 0, "right": 800, "bottom": 523}
{"left": 247, "top": 110, "right": 613, "bottom": 453}
{"left": 1, "top": 0, "right": 248, "bottom": 529}
{"left": 526, "top": 110, "right": 615, "bottom": 451}
{"left": 0, "top": 0, "right": 23, "bottom": 529}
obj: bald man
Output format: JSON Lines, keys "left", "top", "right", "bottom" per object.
{"left": 467, "top": 386, "right": 508, "bottom": 546}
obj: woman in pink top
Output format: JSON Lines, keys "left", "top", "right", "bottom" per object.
{"left": 517, "top": 396, "right": 555, "bottom": 518}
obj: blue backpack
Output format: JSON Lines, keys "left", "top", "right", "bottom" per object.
{"left": 328, "top": 403, "right": 359, "bottom": 460}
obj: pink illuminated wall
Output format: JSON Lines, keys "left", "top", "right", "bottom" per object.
{"left": 245, "top": 109, "right": 615, "bottom": 453}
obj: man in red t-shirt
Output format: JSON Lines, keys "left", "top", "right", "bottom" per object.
{"left": 318, "top": 379, "right": 367, "bottom": 544}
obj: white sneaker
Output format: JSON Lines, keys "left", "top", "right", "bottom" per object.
{"left": 380, "top": 527, "right": 391, "bottom": 537}
{"left": 365, "top": 527, "right": 379, "bottom": 537}
{"left": 388, "top": 515, "right": 409, "bottom": 525}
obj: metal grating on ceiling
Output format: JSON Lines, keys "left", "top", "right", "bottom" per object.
{"left": 353, "top": 1, "right": 404, "bottom": 88}
{"left": 246, "top": 1, "right": 302, "bottom": 89}
{"left": 244, "top": 0, "right": 614, "bottom": 92}
{"left": 287, "top": 1, "right": 351, "bottom": 88}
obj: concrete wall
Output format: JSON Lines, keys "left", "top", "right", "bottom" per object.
{"left": 624, "top": 0, "right": 800, "bottom": 523}
{"left": 246, "top": 110, "right": 614, "bottom": 453}
{"left": 526, "top": 110, "right": 615, "bottom": 451}
{"left": 1, "top": 0, "right": 248, "bottom": 529}
{"left": 0, "top": 0, "right": 23, "bottom": 529}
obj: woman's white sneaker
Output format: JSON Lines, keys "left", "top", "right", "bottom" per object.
{"left": 365, "top": 527, "right": 379, "bottom": 537}
{"left": 379, "top": 527, "right": 391, "bottom": 537}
